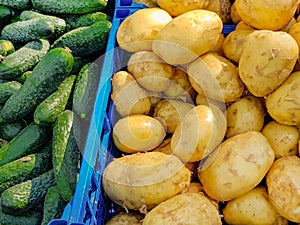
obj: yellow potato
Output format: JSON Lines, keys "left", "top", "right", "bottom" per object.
{"left": 187, "top": 53, "right": 244, "bottom": 103}
{"left": 230, "top": 1, "right": 241, "bottom": 24}
{"left": 266, "top": 156, "right": 300, "bottom": 223}
{"left": 235, "top": 0, "right": 299, "bottom": 30}
{"left": 116, "top": 8, "right": 172, "bottom": 52}
{"left": 199, "top": 131, "right": 275, "bottom": 201}
{"left": 142, "top": 193, "right": 222, "bottom": 225}
{"left": 209, "top": 33, "right": 225, "bottom": 56}
{"left": 134, "top": 0, "right": 158, "bottom": 7}
{"left": 195, "top": 92, "right": 225, "bottom": 111}
{"left": 222, "top": 29, "right": 253, "bottom": 64}
{"left": 102, "top": 152, "right": 191, "bottom": 211}
{"left": 127, "top": 51, "right": 174, "bottom": 92}
{"left": 171, "top": 104, "right": 227, "bottom": 162}
{"left": 281, "top": 17, "right": 297, "bottom": 32}
{"left": 266, "top": 71, "right": 300, "bottom": 126}
{"left": 185, "top": 182, "right": 203, "bottom": 193}
{"left": 262, "top": 121, "right": 299, "bottom": 158}
{"left": 152, "top": 10, "right": 223, "bottom": 65}
{"left": 239, "top": 30, "right": 299, "bottom": 97}
{"left": 226, "top": 95, "right": 265, "bottom": 138}
{"left": 113, "top": 115, "right": 166, "bottom": 153}
{"left": 289, "top": 21, "right": 300, "bottom": 50}
{"left": 223, "top": 186, "right": 288, "bottom": 225}
{"left": 235, "top": 20, "right": 255, "bottom": 31}
{"left": 157, "top": 0, "right": 209, "bottom": 17}
{"left": 106, "top": 212, "right": 144, "bottom": 225}
{"left": 153, "top": 99, "right": 194, "bottom": 133}
{"left": 111, "top": 71, "right": 151, "bottom": 117}
{"left": 205, "top": 0, "right": 231, "bottom": 24}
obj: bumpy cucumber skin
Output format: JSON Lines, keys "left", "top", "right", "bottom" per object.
{"left": 51, "top": 20, "right": 112, "bottom": 56}
{"left": 0, "top": 123, "right": 51, "bottom": 166}
{"left": 1, "top": 169, "right": 56, "bottom": 215}
{"left": 0, "top": 152, "right": 52, "bottom": 194}
{"left": 0, "top": 40, "right": 14, "bottom": 56}
{"left": 0, "top": 120, "right": 26, "bottom": 141}
{"left": 1, "top": 18, "right": 55, "bottom": 43}
{"left": 52, "top": 110, "right": 79, "bottom": 202}
{"left": 32, "top": 0, "right": 107, "bottom": 14}
{"left": 0, "top": 39, "right": 50, "bottom": 79}
{"left": 0, "top": 81, "right": 22, "bottom": 104}
{"left": 0, "top": 6, "right": 14, "bottom": 28}
{"left": 41, "top": 185, "right": 66, "bottom": 225}
{"left": 0, "top": 0, "right": 32, "bottom": 10}
{"left": 0, "top": 206, "right": 42, "bottom": 225}
{"left": 34, "top": 75, "right": 76, "bottom": 124}
{"left": 65, "top": 12, "right": 111, "bottom": 30}
{"left": 13, "top": 71, "right": 32, "bottom": 84}
{"left": 0, "top": 48, "right": 74, "bottom": 123}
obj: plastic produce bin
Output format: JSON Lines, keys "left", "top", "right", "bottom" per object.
{"left": 48, "top": 4, "right": 236, "bottom": 225}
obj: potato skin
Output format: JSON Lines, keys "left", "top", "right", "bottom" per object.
{"left": 238, "top": 30, "right": 298, "bottom": 97}
{"left": 142, "top": 193, "right": 222, "bottom": 225}
{"left": 105, "top": 212, "right": 143, "bottom": 225}
{"left": 102, "top": 152, "right": 191, "bottom": 211}
{"left": 266, "top": 71, "right": 300, "bottom": 126}
{"left": 199, "top": 131, "right": 275, "bottom": 201}
{"left": 266, "top": 156, "right": 300, "bottom": 223}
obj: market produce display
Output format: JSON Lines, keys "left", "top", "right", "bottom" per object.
{"left": 102, "top": 0, "right": 300, "bottom": 224}
{"left": 0, "top": 0, "right": 111, "bottom": 224}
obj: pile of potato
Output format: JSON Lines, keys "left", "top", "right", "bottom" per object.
{"left": 103, "top": 0, "right": 300, "bottom": 224}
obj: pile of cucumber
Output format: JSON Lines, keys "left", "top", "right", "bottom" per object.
{"left": 0, "top": 0, "right": 111, "bottom": 224}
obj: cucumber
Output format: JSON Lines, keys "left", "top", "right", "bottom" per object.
{"left": 0, "top": 120, "right": 26, "bottom": 141}
{"left": 0, "top": 81, "right": 22, "bottom": 104}
{"left": 52, "top": 110, "right": 80, "bottom": 201}
{"left": 0, "top": 123, "right": 51, "bottom": 166}
{"left": 51, "top": 20, "right": 111, "bottom": 56}
{"left": 0, "top": 39, "right": 50, "bottom": 79}
{"left": 66, "top": 12, "right": 111, "bottom": 30}
{"left": 0, "top": 206, "right": 42, "bottom": 225}
{"left": 0, "top": 152, "right": 52, "bottom": 194}
{"left": 1, "top": 18, "right": 55, "bottom": 43}
{"left": 1, "top": 169, "right": 56, "bottom": 215}
{"left": 0, "top": 40, "right": 14, "bottom": 57}
{"left": 20, "top": 10, "right": 66, "bottom": 37}
{"left": 0, "top": 6, "right": 14, "bottom": 28}
{"left": 13, "top": 70, "right": 32, "bottom": 84}
{"left": 73, "top": 63, "right": 99, "bottom": 119}
{"left": 71, "top": 56, "right": 94, "bottom": 75}
{"left": 34, "top": 75, "right": 77, "bottom": 124}
{"left": 31, "top": 0, "right": 107, "bottom": 14}
{"left": 0, "top": 47, "right": 74, "bottom": 123}
{"left": 41, "top": 185, "right": 66, "bottom": 225}
{"left": 0, "top": 0, "right": 32, "bottom": 10}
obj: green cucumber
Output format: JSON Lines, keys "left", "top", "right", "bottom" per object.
{"left": 52, "top": 110, "right": 80, "bottom": 201}
{"left": 0, "top": 81, "right": 22, "bottom": 104}
{"left": 1, "top": 18, "right": 55, "bottom": 43}
{"left": 20, "top": 10, "right": 66, "bottom": 37}
{"left": 0, "top": 206, "right": 42, "bottom": 225}
{"left": 0, "top": 123, "right": 51, "bottom": 166}
{"left": 0, "top": 0, "right": 32, "bottom": 10}
{"left": 51, "top": 20, "right": 111, "bottom": 56}
{"left": 0, "top": 39, "right": 50, "bottom": 79}
{"left": 65, "top": 12, "right": 111, "bottom": 30}
{"left": 0, "top": 6, "right": 14, "bottom": 28}
{"left": 73, "top": 63, "right": 99, "bottom": 119}
{"left": 0, "top": 47, "right": 74, "bottom": 123}
{"left": 41, "top": 185, "right": 66, "bottom": 225}
{"left": 13, "top": 70, "right": 32, "bottom": 84}
{"left": 0, "top": 152, "right": 52, "bottom": 194}
{"left": 32, "top": 0, "right": 107, "bottom": 14}
{"left": 0, "top": 40, "right": 14, "bottom": 57}
{"left": 34, "top": 75, "right": 77, "bottom": 124}
{"left": 1, "top": 169, "right": 56, "bottom": 215}
{"left": 0, "top": 120, "right": 26, "bottom": 141}
{"left": 71, "top": 56, "right": 93, "bottom": 75}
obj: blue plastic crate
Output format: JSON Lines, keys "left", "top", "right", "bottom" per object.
{"left": 115, "top": 0, "right": 147, "bottom": 8}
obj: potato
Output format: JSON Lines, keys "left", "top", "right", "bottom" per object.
{"left": 289, "top": 21, "right": 300, "bottom": 50}
{"left": 106, "top": 212, "right": 144, "bottom": 225}
{"left": 195, "top": 92, "right": 225, "bottom": 111}
{"left": 199, "top": 131, "right": 275, "bottom": 201}
{"left": 222, "top": 29, "right": 253, "bottom": 64}
{"left": 152, "top": 10, "right": 223, "bottom": 65}
{"left": 111, "top": 71, "right": 151, "bottom": 117}
{"left": 102, "top": 152, "right": 191, "bottom": 211}
{"left": 230, "top": 1, "right": 242, "bottom": 24}
{"left": 281, "top": 17, "right": 297, "bottom": 32}
{"left": 266, "top": 156, "right": 300, "bottom": 222}
{"left": 223, "top": 186, "right": 288, "bottom": 225}
{"left": 157, "top": 0, "right": 209, "bottom": 17}
{"left": 142, "top": 193, "right": 222, "bottom": 225}
{"left": 262, "top": 121, "right": 299, "bottom": 158}
{"left": 127, "top": 51, "right": 174, "bottom": 92}
{"left": 266, "top": 71, "right": 300, "bottom": 126}
{"left": 209, "top": 33, "right": 225, "bottom": 56}
{"left": 116, "top": 8, "right": 172, "bottom": 52}
{"left": 187, "top": 53, "right": 244, "bottom": 103}
{"left": 239, "top": 30, "right": 299, "bottom": 97}
{"left": 205, "top": 0, "right": 231, "bottom": 24}
{"left": 153, "top": 99, "right": 194, "bottom": 133}
{"left": 113, "top": 115, "right": 166, "bottom": 153}
{"left": 134, "top": 0, "right": 158, "bottom": 7}
{"left": 235, "top": 0, "right": 299, "bottom": 30}
{"left": 226, "top": 95, "right": 265, "bottom": 138}
{"left": 235, "top": 21, "right": 255, "bottom": 31}
{"left": 171, "top": 104, "right": 227, "bottom": 162}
